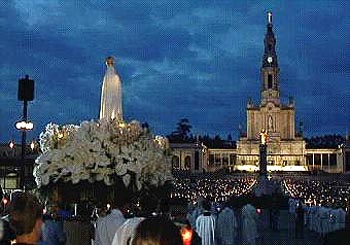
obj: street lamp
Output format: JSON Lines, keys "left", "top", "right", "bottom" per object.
{"left": 30, "top": 140, "right": 36, "bottom": 152}
{"left": 259, "top": 129, "right": 268, "bottom": 176}
{"left": 15, "top": 120, "right": 34, "bottom": 189}
{"left": 9, "top": 140, "right": 15, "bottom": 149}
{"left": 15, "top": 120, "right": 34, "bottom": 131}
{"left": 17, "top": 75, "right": 35, "bottom": 189}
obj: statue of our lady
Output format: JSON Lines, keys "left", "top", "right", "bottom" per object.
{"left": 99, "top": 57, "right": 123, "bottom": 121}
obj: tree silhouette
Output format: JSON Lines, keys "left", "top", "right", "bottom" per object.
{"left": 168, "top": 118, "right": 194, "bottom": 143}
{"left": 305, "top": 134, "right": 345, "bottom": 149}
{"left": 167, "top": 118, "right": 236, "bottom": 148}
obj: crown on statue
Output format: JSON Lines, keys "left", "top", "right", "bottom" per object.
{"left": 106, "top": 56, "right": 115, "bottom": 66}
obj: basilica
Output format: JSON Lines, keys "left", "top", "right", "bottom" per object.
{"left": 170, "top": 12, "right": 348, "bottom": 174}
{"left": 236, "top": 12, "right": 306, "bottom": 171}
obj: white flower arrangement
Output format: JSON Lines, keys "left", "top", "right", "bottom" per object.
{"left": 34, "top": 118, "right": 172, "bottom": 190}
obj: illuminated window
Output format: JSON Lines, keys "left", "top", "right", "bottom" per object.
{"left": 209, "top": 154, "right": 214, "bottom": 165}
{"left": 185, "top": 156, "right": 191, "bottom": 170}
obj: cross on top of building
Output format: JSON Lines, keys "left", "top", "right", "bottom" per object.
{"left": 267, "top": 11, "right": 273, "bottom": 24}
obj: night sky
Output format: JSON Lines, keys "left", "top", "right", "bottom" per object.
{"left": 1, "top": 1, "right": 350, "bottom": 143}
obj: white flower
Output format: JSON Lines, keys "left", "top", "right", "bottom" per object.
{"left": 127, "top": 162, "right": 142, "bottom": 175}
{"left": 35, "top": 119, "right": 172, "bottom": 190}
{"left": 38, "top": 163, "right": 49, "bottom": 174}
{"left": 41, "top": 173, "right": 50, "bottom": 186}
{"left": 114, "top": 163, "right": 128, "bottom": 176}
{"left": 135, "top": 177, "right": 142, "bottom": 191}
{"left": 95, "top": 154, "right": 111, "bottom": 167}
{"left": 39, "top": 123, "right": 60, "bottom": 152}
{"left": 122, "top": 174, "right": 131, "bottom": 186}
{"left": 49, "top": 149, "right": 65, "bottom": 163}
{"left": 95, "top": 173, "right": 104, "bottom": 181}
{"left": 103, "top": 176, "right": 112, "bottom": 185}
{"left": 35, "top": 153, "right": 50, "bottom": 165}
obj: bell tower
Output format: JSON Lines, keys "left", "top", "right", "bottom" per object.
{"left": 261, "top": 11, "right": 280, "bottom": 106}
{"left": 237, "top": 11, "right": 306, "bottom": 169}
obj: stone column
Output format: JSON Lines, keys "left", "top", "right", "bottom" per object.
{"left": 259, "top": 144, "right": 267, "bottom": 176}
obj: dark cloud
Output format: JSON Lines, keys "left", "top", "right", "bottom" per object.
{"left": 1, "top": 0, "right": 350, "bottom": 142}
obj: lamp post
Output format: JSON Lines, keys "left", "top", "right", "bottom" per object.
{"left": 259, "top": 129, "right": 268, "bottom": 176}
{"left": 16, "top": 75, "right": 35, "bottom": 189}
{"left": 15, "top": 120, "right": 34, "bottom": 189}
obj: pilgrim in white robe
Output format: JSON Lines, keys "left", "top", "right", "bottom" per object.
{"left": 319, "top": 206, "right": 330, "bottom": 236}
{"left": 241, "top": 204, "right": 259, "bottom": 245}
{"left": 195, "top": 212, "right": 216, "bottom": 245}
{"left": 215, "top": 207, "right": 238, "bottom": 245}
{"left": 94, "top": 208, "right": 126, "bottom": 245}
{"left": 111, "top": 217, "right": 145, "bottom": 245}
{"left": 189, "top": 205, "right": 204, "bottom": 230}
{"left": 336, "top": 208, "right": 346, "bottom": 230}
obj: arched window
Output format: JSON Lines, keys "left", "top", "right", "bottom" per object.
{"left": 268, "top": 74, "right": 273, "bottom": 89}
{"left": 185, "top": 156, "right": 191, "bottom": 170}
{"left": 172, "top": 156, "right": 180, "bottom": 169}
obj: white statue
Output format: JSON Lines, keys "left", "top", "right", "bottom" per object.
{"left": 268, "top": 115, "right": 274, "bottom": 131}
{"left": 99, "top": 57, "right": 123, "bottom": 121}
{"left": 260, "top": 129, "right": 267, "bottom": 145}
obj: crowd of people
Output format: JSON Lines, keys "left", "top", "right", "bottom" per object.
{"left": 0, "top": 190, "right": 261, "bottom": 245}
{"left": 1, "top": 173, "right": 350, "bottom": 244}
{"left": 285, "top": 177, "right": 350, "bottom": 242}
{"left": 170, "top": 176, "right": 257, "bottom": 203}
{"left": 284, "top": 178, "right": 350, "bottom": 209}
{"left": 183, "top": 198, "right": 261, "bottom": 245}
{"left": 0, "top": 191, "right": 191, "bottom": 245}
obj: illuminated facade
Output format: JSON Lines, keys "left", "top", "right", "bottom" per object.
{"left": 236, "top": 12, "right": 306, "bottom": 169}
{"left": 170, "top": 12, "right": 349, "bottom": 174}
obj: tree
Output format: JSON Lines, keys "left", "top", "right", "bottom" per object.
{"left": 175, "top": 118, "right": 192, "bottom": 139}
{"left": 168, "top": 118, "right": 193, "bottom": 143}
{"left": 305, "top": 134, "right": 345, "bottom": 149}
